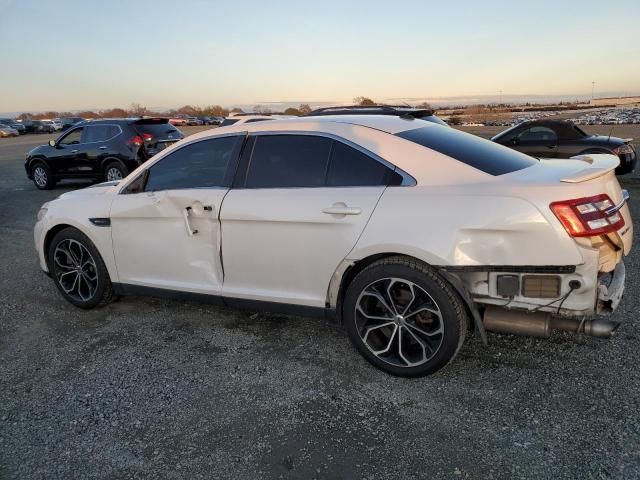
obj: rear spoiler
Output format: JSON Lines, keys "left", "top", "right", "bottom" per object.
{"left": 561, "top": 154, "right": 619, "bottom": 183}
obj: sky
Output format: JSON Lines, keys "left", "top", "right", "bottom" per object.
{"left": 1, "top": 0, "right": 639, "bottom": 113}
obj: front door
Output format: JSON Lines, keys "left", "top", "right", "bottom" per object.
{"left": 110, "top": 134, "right": 244, "bottom": 294}
{"left": 220, "top": 134, "right": 396, "bottom": 307}
{"left": 51, "top": 126, "right": 84, "bottom": 175}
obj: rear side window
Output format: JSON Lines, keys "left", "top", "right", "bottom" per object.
{"left": 245, "top": 135, "right": 332, "bottom": 188}
{"left": 145, "top": 136, "right": 242, "bottom": 191}
{"left": 84, "top": 125, "right": 119, "bottom": 142}
{"left": 327, "top": 142, "right": 392, "bottom": 186}
{"left": 134, "top": 122, "right": 180, "bottom": 139}
{"left": 396, "top": 126, "right": 537, "bottom": 175}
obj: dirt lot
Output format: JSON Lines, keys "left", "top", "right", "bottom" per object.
{"left": 1, "top": 127, "right": 639, "bottom": 479}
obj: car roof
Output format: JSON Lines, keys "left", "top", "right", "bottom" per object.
{"left": 214, "top": 115, "right": 428, "bottom": 134}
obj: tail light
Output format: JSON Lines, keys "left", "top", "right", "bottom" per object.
{"left": 142, "top": 133, "right": 153, "bottom": 142}
{"left": 550, "top": 194, "right": 624, "bottom": 237}
{"left": 612, "top": 144, "right": 634, "bottom": 155}
{"left": 127, "top": 135, "right": 143, "bottom": 147}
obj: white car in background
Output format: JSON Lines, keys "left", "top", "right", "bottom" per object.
{"left": 33, "top": 115, "right": 632, "bottom": 376}
{"left": 0, "top": 124, "right": 19, "bottom": 137}
{"left": 219, "top": 114, "right": 295, "bottom": 127}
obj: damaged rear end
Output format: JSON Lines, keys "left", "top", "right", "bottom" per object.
{"left": 460, "top": 154, "right": 633, "bottom": 339}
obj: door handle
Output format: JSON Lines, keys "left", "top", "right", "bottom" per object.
{"left": 322, "top": 205, "right": 362, "bottom": 216}
{"left": 71, "top": 149, "right": 78, "bottom": 153}
{"left": 546, "top": 145, "right": 556, "bottom": 149}
{"left": 99, "top": 146, "right": 108, "bottom": 150}
{"left": 183, "top": 207, "right": 198, "bottom": 236}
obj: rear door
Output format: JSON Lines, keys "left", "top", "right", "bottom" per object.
{"left": 80, "top": 124, "right": 121, "bottom": 176}
{"left": 110, "top": 134, "right": 244, "bottom": 294}
{"left": 220, "top": 134, "right": 397, "bottom": 307}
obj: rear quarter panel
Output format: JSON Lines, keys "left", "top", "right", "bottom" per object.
{"left": 349, "top": 185, "right": 584, "bottom": 267}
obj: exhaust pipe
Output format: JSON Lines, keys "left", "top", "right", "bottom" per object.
{"left": 483, "top": 306, "right": 618, "bottom": 339}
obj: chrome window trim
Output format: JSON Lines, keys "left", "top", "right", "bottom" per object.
{"left": 248, "top": 130, "right": 416, "bottom": 187}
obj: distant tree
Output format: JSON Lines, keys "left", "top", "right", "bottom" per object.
{"left": 284, "top": 107, "right": 301, "bottom": 116}
{"left": 298, "top": 104, "right": 312, "bottom": 115}
{"left": 353, "top": 96, "right": 376, "bottom": 106}
{"left": 99, "top": 108, "right": 128, "bottom": 118}
{"left": 230, "top": 107, "right": 244, "bottom": 114}
{"left": 447, "top": 115, "right": 462, "bottom": 126}
{"left": 177, "top": 105, "right": 199, "bottom": 115}
{"left": 129, "top": 103, "right": 149, "bottom": 116}
{"left": 203, "top": 105, "right": 229, "bottom": 117}
{"left": 76, "top": 110, "right": 98, "bottom": 119}
{"left": 17, "top": 113, "right": 32, "bottom": 120}
{"left": 416, "top": 102, "right": 432, "bottom": 109}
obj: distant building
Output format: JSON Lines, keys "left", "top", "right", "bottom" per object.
{"left": 590, "top": 96, "right": 640, "bottom": 107}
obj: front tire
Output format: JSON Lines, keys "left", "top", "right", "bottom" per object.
{"left": 343, "top": 256, "right": 468, "bottom": 377}
{"left": 31, "top": 161, "right": 55, "bottom": 190}
{"left": 47, "top": 227, "right": 113, "bottom": 309}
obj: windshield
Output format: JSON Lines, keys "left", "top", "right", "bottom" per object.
{"left": 397, "top": 125, "right": 537, "bottom": 176}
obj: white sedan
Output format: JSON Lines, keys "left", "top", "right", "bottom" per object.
{"left": 34, "top": 115, "right": 633, "bottom": 376}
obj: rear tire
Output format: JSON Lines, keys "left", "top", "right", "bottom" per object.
{"left": 31, "top": 161, "right": 55, "bottom": 190}
{"left": 104, "top": 161, "right": 127, "bottom": 182}
{"left": 343, "top": 256, "right": 468, "bottom": 377}
{"left": 47, "top": 227, "right": 113, "bottom": 309}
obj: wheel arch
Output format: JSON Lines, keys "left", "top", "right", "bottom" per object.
{"left": 41, "top": 219, "right": 119, "bottom": 283}
{"left": 27, "top": 155, "right": 50, "bottom": 173}
{"left": 329, "top": 252, "right": 483, "bottom": 339}
{"left": 99, "top": 157, "right": 129, "bottom": 175}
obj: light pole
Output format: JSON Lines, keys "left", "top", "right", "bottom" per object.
{"left": 591, "top": 81, "right": 595, "bottom": 102}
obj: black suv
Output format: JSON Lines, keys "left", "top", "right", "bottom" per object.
{"left": 25, "top": 118, "right": 183, "bottom": 189}
{"left": 304, "top": 105, "right": 450, "bottom": 126}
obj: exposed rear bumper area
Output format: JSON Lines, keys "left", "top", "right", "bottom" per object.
{"left": 597, "top": 261, "right": 625, "bottom": 314}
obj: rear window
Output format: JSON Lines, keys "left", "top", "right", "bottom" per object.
{"left": 133, "top": 121, "right": 181, "bottom": 139}
{"left": 396, "top": 126, "right": 537, "bottom": 176}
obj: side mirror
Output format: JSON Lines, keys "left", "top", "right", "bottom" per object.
{"left": 48, "top": 139, "right": 56, "bottom": 147}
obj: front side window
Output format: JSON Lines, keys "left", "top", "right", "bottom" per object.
{"left": 517, "top": 126, "right": 558, "bottom": 143}
{"left": 59, "top": 127, "right": 83, "bottom": 145}
{"left": 397, "top": 126, "right": 537, "bottom": 176}
{"left": 144, "top": 136, "right": 242, "bottom": 191}
{"left": 245, "top": 135, "right": 332, "bottom": 188}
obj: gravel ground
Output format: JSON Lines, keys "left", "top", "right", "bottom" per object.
{"left": 1, "top": 130, "right": 639, "bottom": 479}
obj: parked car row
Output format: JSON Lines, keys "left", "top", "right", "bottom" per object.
{"left": 169, "top": 114, "right": 224, "bottom": 126}
{"left": 32, "top": 108, "right": 633, "bottom": 376}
